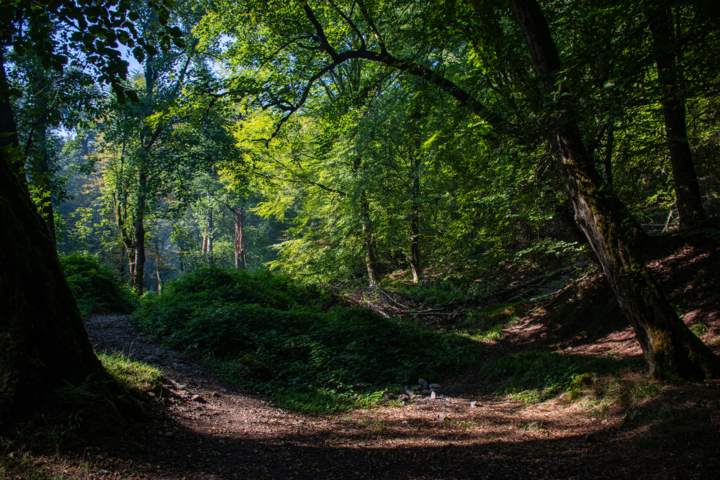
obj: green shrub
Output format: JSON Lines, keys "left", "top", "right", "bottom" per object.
{"left": 133, "top": 267, "right": 482, "bottom": 412}
{"left": 60, "top": 254, "right": 135, "bottom": 317}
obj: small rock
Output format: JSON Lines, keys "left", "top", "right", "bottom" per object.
{"left": 212, "top": 391, "right": 221, "bottom": 398}
{"left": 470, "top": 401, "right": 477, "bottom": 408}
{"left": 418, "top": 378, "right": 429, "bottom": 389}
{"left": 398, "top": 394, "right": 409, "bottom": 402}
{"left": 438, "top": 413, "right": 447, "bottom": 422}
{"left": 404, "top": 386, "right": 415, "bottom": 396}
{"left": 383, "top": 392, "right": 396, "bottom": 400}
{"left": 430, "top": 391, "right": 436, "bottom": 400}
{"left": 191, "top": 395, "right": 206, "bottom": 403}
{"left": 411, "top": 385, "right": 421, "bottom": 392}
{"left": 429, "top": 383, "right": 441, "bottom": 390}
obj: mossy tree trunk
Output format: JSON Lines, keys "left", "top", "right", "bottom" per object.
{"left": 0, "top": 56, "right": 108, "bottom": 416}
{"left": 511, "top": 0, "right": 720, "bottom": 379}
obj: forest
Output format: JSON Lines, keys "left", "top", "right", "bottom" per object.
{"left": 1, "top": 0, "right": 720, "bottom": 478}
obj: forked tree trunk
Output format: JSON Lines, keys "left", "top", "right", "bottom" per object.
{"left": 0, "top": 57, "right": 107, "bottom": 415}
{"left": 649, "top": 8, "right": 706, "bottom": 229}
{"left": 511, "top": 0, "right": 720, "bottom": 379}
{"left": 234, "top": 207, "right": 246, "bottom": 269}
{"left": 133, "top": 170, "right": 147, "bottom": 295}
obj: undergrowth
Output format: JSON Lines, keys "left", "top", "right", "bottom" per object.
{"left": 480, "top": 351, "right": 642, "bottom": 403}
{"left": 60, "top": 254, "right": 136, "bottom": 318}
{"left": 0, "top": 355, "right": 161, "bottom": 479}
{"left": 132, "top": 268, "right": 482, "bottom": 413}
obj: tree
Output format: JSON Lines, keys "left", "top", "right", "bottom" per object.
{"left": 199, "top": 0, "right": 720, "bottom": 378}
{"left": 0, "top": 0, "right": 181, "bottom": 414}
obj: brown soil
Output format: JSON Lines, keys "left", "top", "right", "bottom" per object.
{"left": 5, "top": 239, "right": 720, "bottom": 479}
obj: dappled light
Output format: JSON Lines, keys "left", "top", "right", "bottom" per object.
{"left": 2, "top": 0, "right": 720, "bottom": 478}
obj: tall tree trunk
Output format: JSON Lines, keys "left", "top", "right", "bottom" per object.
{"left": 0, "top": 51, "right": 26, "bottom": 191}
{"left": 409, "top": 179, "right": 420, "bottom": 284}
{"left": 234, "top": 207, "right": 246, "bottom": 269}
{"left": 36, "top": 125, "right": 57, "bottom": 246}
{"left": 0, "top": 55, "right": 107, "bottom": 415}
{"left": 409, "top": 148, "right": 421, "bottom": 284}
{"left": 603, "top": 126, "right": 614, "bottom": 188}
{"left": 133, "top": 170, "right": 147, "bottom": 295}
{"left": 207, "top": 207, "right": 214, "bottom": 266}
{"left": 155, "top": 239, "right": 163, "bottom": 294}
{"left": 649, "top": 8, "right": 706, "bottom": 229}
{"left": 511, "top": 0, "right": 720, "bottom": 379}
{"left": 360, "top": 193, "right": 380, "bottom": 286}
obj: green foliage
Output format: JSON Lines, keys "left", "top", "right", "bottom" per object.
{"left": 480, "top": 351, "right": 642, "bottom": 402}
{"left": 60, "top": 254, "right": 135, "bottom": 317}
{"left": 133, "top": 268, "right": 481, "bottom": 412}
{"left": 98, "top": 352, "right": 164, "bottom": 393}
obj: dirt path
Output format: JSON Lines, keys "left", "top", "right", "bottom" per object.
{"left": 80, "top": 314, "right": 716, "bottom": 480}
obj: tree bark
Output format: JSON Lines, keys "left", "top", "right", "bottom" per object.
{"left": 133, "top": 170, "right": 147, "bottom": 295}
{"left": 0, "top": 56, "right": 107, "bottom": 415}
{"left": 511, "top": 0, "right": 720, "bottom": 379}
{"left": 234, "top": 207, "right": 246, "bottom": 269}
{"left": 649, "top": 8, "right": 706, "bottom": 229}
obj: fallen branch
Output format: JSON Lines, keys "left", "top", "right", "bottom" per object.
{"left": 375, "top": 286, "right": 408, "bottom": 309}
{"left": 369, "top": 305, "right": 390, "bottom": 318}
{"left": 491, "top": 266, "right": 575, "bottom": 299}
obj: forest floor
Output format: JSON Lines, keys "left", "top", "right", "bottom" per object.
{"left": 4, "top": 240, "right": 720, "bottom": 479}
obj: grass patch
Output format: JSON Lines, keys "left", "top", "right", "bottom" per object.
{"left": 60, "top": 254, "right": 135, "bottom": 318}
{"left": 133, "top": 268, "right": 482, "bottom": 413}
{"left": 463, "top": 302, "right": 524, "bottom": 341}
{"left": 480, "top": 351, "right": 642, "bottom": 402}
{"left": 98, "top": 352, "right": 164, "bottom": 393}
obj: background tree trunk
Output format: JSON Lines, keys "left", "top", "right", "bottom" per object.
{"left": 234, "top": 207, "right": 246, "bottom": 269}
{"left": 511, "top": 0, "right": 720, "bottom": 379}
{"left": 0, "top": 57, "right": 107, "bottom": 415}
{"left": 409, "top": 145, "right": 421, "bottom": 284}
{"left": 207, "top": 207, "right": 214, "bottom": 266}
{"left": 603, "top": 126, "right": 614, "bottom": 188}
{"left": 650, "top": 7, "right": 706, "bottom": 229}
{"left": 133, "top": 170, "right": 147, "bottom": 295}
{"left": 36, "top": 125, "right": 57, "bottom": 246}
{"left": 360, "top": 193, "right": 380, "bottom": 286}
